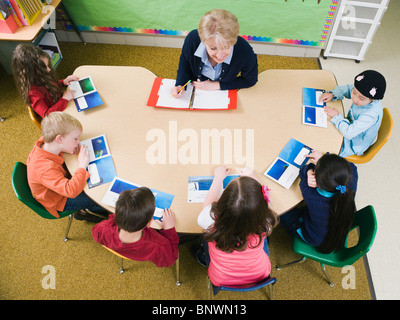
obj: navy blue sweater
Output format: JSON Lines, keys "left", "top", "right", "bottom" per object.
{"left": 175, "top": 30, "right": 258, "bottom": 90}
{"left": 299, "top": 162, "right": 358, "bottom": 247}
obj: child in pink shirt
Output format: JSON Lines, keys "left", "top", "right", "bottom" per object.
{"left": 196, "top": 167, "right": 278, "bottom": 287}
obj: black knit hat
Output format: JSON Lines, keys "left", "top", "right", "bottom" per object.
{"left": 354, "top": 70, "right": 386, "bottom": 100}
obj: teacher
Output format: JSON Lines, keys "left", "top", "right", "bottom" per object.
{"left": 171, "top": 9, "right": 258, "bottom": 97}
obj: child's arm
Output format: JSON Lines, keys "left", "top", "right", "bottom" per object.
{"left": 29, "top": 89, "right": 69, "bottom": 118}
{"left": 203, "top": 166, "right": 231, "bottom": 208}
{"left": 331, "top": 109, "right": 380, "bottom": 140}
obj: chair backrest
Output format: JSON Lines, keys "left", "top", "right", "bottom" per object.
{"left": 11, "top": 162, "right": 57, "bottom": 220}
{"left": 27, "top": 105, "right": 42, "bottom": 130}
{"left": 103, "top": 245, "right": 130, "bottom": 260}
{"left": 211, "top": 276, "right": 277, "bottom": 296}
{"left": 344, "top": 205, "right": 377, "bottom": 262}
{"left": 346, "top": 108, "right": 393, "bottom": 163}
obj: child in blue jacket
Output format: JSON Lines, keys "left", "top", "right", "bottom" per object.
{"left": 321, "top": 70, "right": 386, "bottom": 157}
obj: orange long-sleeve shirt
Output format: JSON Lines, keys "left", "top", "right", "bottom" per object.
{"left": 27, "top": 137, "right": 90, "bottom": 218}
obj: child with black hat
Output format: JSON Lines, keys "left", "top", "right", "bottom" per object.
{"left": 320, "top": 70, "right": 386, "bottom": 157}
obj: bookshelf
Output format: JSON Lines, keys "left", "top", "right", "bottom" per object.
{"left": 323, "top": 0, "right": 390, "bottom": 62}
{"left": 0, "top": 0, "right": 61, "bottom": 74}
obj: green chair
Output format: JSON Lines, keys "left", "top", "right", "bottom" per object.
{"left": 11, "top": 162, "right": 77, "bottom": 242}
{"left": 276, "top": 205, "right": 377, "bottom": 287}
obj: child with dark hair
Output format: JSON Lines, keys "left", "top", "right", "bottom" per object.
{"left": 320, "top": 70, "right": 386, "bottom": 157}
{"left": 279, "top": 150, "right": 358, "bottom": 253}
{"left": 12, "top": 44, "right": 78, "bottom": 118}
{"left": 195, "top": 166, "right": 278, "bottom": 286}
{"left": 92, "top": 187, "right": 179, "bottom": 267}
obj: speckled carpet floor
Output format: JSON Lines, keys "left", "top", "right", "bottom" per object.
{"left": 0, "top": 42, "right": 372, "bottom": 301}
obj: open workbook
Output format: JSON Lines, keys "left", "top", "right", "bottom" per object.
{"left": 102, "top": 177, "right": 175, "bottom": 221}
{"left": 302, "top": 87, "right": 327, "bottom": 128}
{"left": 80, "top": 134, "right": 117, "bottom": 189}
{"left": 187, "top": 175, "right": 240, "bottom": 203}
{"left": 68, "top": 76, "right": 103, "bottom": 111}
{"left": 264, "top": 138, "right": 312, "bottom": 189}
{"left": 147, "top": 78, "right": 237, "bottom": 110}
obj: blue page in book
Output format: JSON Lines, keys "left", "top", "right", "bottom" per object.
{"left": 264, "top": 138, "right": 312, "bottom": 189}
{"left": 188, "top": 175, "right": 240, "bottom": 203}
{"left": 101, "top": 177, "right": 174, "bottom": 221}
{"left": 302, "top": 87, "right": 327, "bottom": 127}
{"left": 87, "top": 156, "right": 117, "bottom": 189}
{"left": 76, "top": 91, "right": 103, "bottom": 111}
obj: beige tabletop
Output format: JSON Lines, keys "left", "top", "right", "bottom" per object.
{"left": 64, "top": 66, "right": 343, "bottom": 233}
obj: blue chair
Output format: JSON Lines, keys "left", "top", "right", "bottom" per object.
{"left": 207, "top": 276, "right": 277, "bottom": 300}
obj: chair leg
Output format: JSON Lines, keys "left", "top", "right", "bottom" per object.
{"left": 207, "top": 277, "right": 212, "bottom": 300}
{"left": 175, "top": 257, "right": 181, "bottom": 286}
{"left": 320, "top": 263, "right": 334, "bottom": 287}
{"left": 63, "top": 214, "right": 73, "bottom": 242}
{"left": 276, "top": 256, "right": 307, "bottom": 270}
{"left": 268, "top": 283, "right": 274, "bottom": 300}
{"left": 119, "top": 258, "right": 125, "bottom": 274}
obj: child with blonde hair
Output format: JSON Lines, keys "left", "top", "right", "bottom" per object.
{"left": 12, "top": 44, "right": 78, "bottom": 118}
{"left": 171, "top": 9, "right": 258, "bottom": 97}
{"left": 195, "top": 166, "right": 277, "bottom": 286}
{"left": 27, "top": 112, "right": 108, "bottom": 222}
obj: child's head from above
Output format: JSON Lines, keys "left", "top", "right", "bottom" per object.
{"left": 352, "top": 70, "right": 386, "bottom": 106}
{"left": 315, "top": 153, "right": 353, "bottom": 193}
{"left": 41, "top": 112, "right": 83, "bottom": 154}
{"left": 206, "top": 176, "right": 278, "bottom": 252}
{"left": 12, "top": 44, "right": 53, "bottom": 78}
{"left": 198, "top": 9, "right": 239, "bottom": 65}
{"left": 115, "top": 187, "right": 156, "bottom": 232}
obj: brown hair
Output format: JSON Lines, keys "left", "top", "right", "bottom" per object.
{"left": 12, "top": 44, "right": 63, "bottom": 106}
{"left": 115, "top": 187, "right": 156, "bottom": 232}
{"left": 204, "top": 176, "right": 278, "bottom": 252}
{"left": 198, "top": 9, "right": 239, "bottom": 47}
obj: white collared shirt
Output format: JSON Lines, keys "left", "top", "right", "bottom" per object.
{"left": 194, "top": 42, "right": 233, "bottom": 81}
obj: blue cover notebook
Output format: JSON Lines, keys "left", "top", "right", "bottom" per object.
{"left": 187, "top": 175, "right": 240, "bottom": 203}
{"left": 69, "top": 76, "right": 103, "bottom": 112}
{"left": 302, "top": 87, "right": 327, "bottom": 128}
{"left": 264, "top": 138, "right": 312, "bottom": 189}
{"left": 102, "top": 177, "right": 175, "bottom": 221}
{"left": 80, "top": 134, "right": 117, "bottom": 189}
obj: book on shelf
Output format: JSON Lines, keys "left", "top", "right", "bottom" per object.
{"left": 302, "top": 87, "right": 327, "bottom": 128}
{"left": 147, "top": 78, "right": 237, "bottom": 110}
{"left": 264, "top": 138, "right": 312, "bottom": 189}
{"left": 102, "top": 177, "right": 175, "bottom": 221}
{"left": 80, "top": 134, "right": 117, "bottom": 189}
{"left": 68, "top": 76, "right": 103, "bottom": 112}
{"left": 187, "top": 175, "right": 239, "bottom": 203}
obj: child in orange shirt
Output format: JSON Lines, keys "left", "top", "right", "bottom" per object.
{"left": 27, "top": 112, "right": 108, "bottom": 221}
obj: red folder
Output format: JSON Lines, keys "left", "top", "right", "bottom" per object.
{"left": 147, "top": 77, "right": 237, "bottom": 110}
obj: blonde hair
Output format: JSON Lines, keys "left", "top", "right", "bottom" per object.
{"left": 12, "top": 44, "right": 63, "bottom": 105}
{"left": 41, "top": 112, "right": 82, "bottom": 143}
{"left": 198, "top": 9, "right": 239, "bottom": 47}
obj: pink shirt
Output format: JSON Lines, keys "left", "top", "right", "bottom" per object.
{"left": 198, "top": 205, "right": 271, "bottom": 286}
{"left": 208, "top": 235, "right": 270, "bottom": 287}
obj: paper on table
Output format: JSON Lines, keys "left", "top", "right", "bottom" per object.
{"left": 192, "top": 89, "right": 230, "bottom": 109}
{"left": 156, "top": 79, "right": 194, "bottom": 109}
